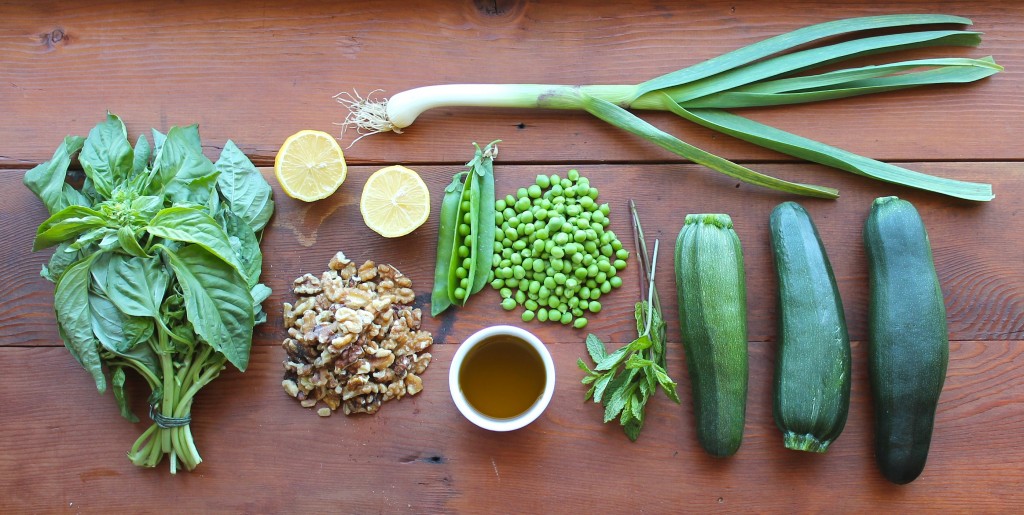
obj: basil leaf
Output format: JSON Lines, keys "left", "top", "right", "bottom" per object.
{"left": 117, "top": 226, "right": 150, "bottom": 258}
{"left": 89, "top": 291, "right": 154, "bottom": 354}
{"left": 104, "top": 254, "right": 169, "bottom": 319}
{"left": 220, "top": 209, "right": 262, "bottom": 287}
{"left": 79, "top": 113, "right": 133, "bottom": 199}
{"left": 149, "top": 124, "right": 203, "bottom": 193}
{"left": 151, "top": 128, "right": 166, "bottom": 157}
{"left": 132, "top": 134, "right": 151, "bottom": 175}
{"left": 161, "top": 244, "right": 254, "bottom": 371}
{"left": 130, "top": 195, "right": 163, "bottom": 220}
{"left": 215, "top": 140, "right": 274, "bottom": 232}
{"left": 54, "top": 253, "right": 106, "bottom": 391}
{"left": 164, "top": 154, "right": 219, "bottom": 205}
{"left": 111, "top": 367, "right": 139, "bottom": 423}
{"left": 41, "top": 243, "right": 80, "bottom": 283}
{"left": 23, "top": 135, "right": 86, "bottom": 215}
{"left": 146, "top": 206, "right": 243, "bottom": 276}
{"left": 33, "top": 205, "right": 109, "bottom": 251}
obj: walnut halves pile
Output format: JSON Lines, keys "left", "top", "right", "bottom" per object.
{"left": 281, "top": 251, "right": 433, "bottom": 417}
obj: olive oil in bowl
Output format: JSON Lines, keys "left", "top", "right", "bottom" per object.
{"left": 458, "top": 334, "right": 547, "bottom": 419}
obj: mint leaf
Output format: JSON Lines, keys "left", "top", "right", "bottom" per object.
{"left": 586, "top": 333, "right": 608, "bottom": 362}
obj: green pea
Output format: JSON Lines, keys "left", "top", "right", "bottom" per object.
{"left": 534, "top": 208, "right": 548, "bottom": 221}
{"left": 596, "top": 271, "right": 607, "bottom": 283}
{"left": 520, "top": 210, "right": 534, "bottom": 224}
{"left": 614, "top": 259, "right": 627, "bottom": 271}
{"left": 554, "top": 273, "right": 567, "bottom": 285}
{"left": 576, "top": 218, "right": 591, "bottom": 230}
{"left": 536, "top": 174, "right": 551, "bottom": 188}
{"left": 490, "top": 278, "right": 504, "bottom": 289}
{"left": 616, "top": 248, "right": 629, "bottom": 260}
{"left": 455, "top": 267, "right": 468, "bottom": 279}
{"left": 568, "top": 296, "right": 580, "bottom": 309}
{"left": 548, "top": 308, "right": 562, "bottom": 321}
{"left": 512, "top": 240, "right": 527, "bottom": 251}
{"left": 571, "top": 253, "right": 584, "bottom": 265}
{"left": 573, "top": 231, "right": 587, "bottom": 243}
{"left": 591, "top": 211, "right": 605, "bottom": 224}
{"left": 543, "top": 276, "right": 556, "bottom": 289}
{"left": 547, "top": 296, "right": 560, "bottom": 309}
{"left": 600, "top": 244, "right": 614, "bottom": 257}
{"left": 573, "top": 317, "right": 588, "bottom": 329}
{"left": 590, "top": 288, "right": 602, "bottom": 300}
{"left": 537, "top": 308, "right": 549, "bottom": 322}
{"left": 597, "top": 259, "right": 611, "bottom": 272}
{"left": 512, "top": 265, "right": 526, "bottom": 280}
{"left": 585, "top": 229, "right": 598, "bottom": 241}
{"left": 538, "top": 285, "right": 550, "bottom": 299}
{"left": 548, "top": 258, "right": 561, "bottom": 272}
{"left": 560, "top": 311, "right": 573, "bottom": 325}
{"left": 502, "top": 207, "right": 515, "bottom": 220}
{"left": 574, "top": 267, "right": 588, "bottom": 280}
{"left": 514, "top": 290, "right": 526, "bottom": 304}
{"left": 568, "top": 169, "right": 580, "bottom": 181}
{"left": 610, "top": 276, "right": 623, "bottom": 289}
{"left": 572, "top": 307, "right": 584, "bottom": 317}
{"left": 532, "top": 259, "right": 546, "bottom": 273}
{"left": 574, "top": 183, "right": 589, "bottom": 197}
{"left": 599, "top": 203, "right": 610, "bottom": 216}
{"left": 550, "top": 184, "right": 564, "bottom": 197}
{"left": 586, "top": 264, "right": 599, "bottom": 277}
{"left": 566, "top": 204, "right": 581, "bottom": 217}
{"left": 495, "top": 212, "right": 504, "bottom": 225}
{"left": 501, "top": 297, "right": 517, "bottom": 310}
{"left": 457, "top": 224, "right": 470, "bottom": 237}
{"left": 524, "top": 299, "right": 538, "bottom": 311}
{"left": 454, "top": 287, "right": 466, "bottom": 300}
{"left": 522, "top": 310, "right": 536, "bottom": 322}
{"left": 502, "top": 237, "right": 513, "bottom": 248}
{"left": 550, "top": 246, "right": 565, "bottom": 259}
{"left": 600, "top": 282, "right": 612, "bottom": 294}
{"left": 499, "top": 287, "right": 513, "bottom": 298}
{"left": 527, "top": 184, "right": 542, "bottom": 198}
{"left": 589, "top": 301, "right": 602, "bottom": 313}
{"left": 612, "top": 238, "right": 623, "bottom": 251}
{"left": 588, "top": 187, "right": 599, "bottom": 199}
{"left": 579, "top": 196, "right": 595, "bottom": 210}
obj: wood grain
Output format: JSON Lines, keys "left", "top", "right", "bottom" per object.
{"left": 1, "top": 1, "right": 1021, "bottom": 167}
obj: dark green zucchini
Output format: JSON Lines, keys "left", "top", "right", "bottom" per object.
{"left": 769, "top": 201, "right": 851, "bottom": 453}
{"left": 864, "top": 196, "right": 948, "bottom": 484}
{"left": 675, "top": 214, "right": 748, "bottom": 457}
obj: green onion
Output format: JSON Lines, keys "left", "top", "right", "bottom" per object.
{"left": 339, "top": 14, "right": 1000, "bottom": 201}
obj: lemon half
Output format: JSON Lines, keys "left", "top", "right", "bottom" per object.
{"left": 274, "top": 130, "right": 347, "bottom": 202}
{"left": 360, "top": 165, "right": 430, "bottom": 237}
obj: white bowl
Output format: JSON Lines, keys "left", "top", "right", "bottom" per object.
{"left": 448, "top": 325, "right": 556, "bottom": 431}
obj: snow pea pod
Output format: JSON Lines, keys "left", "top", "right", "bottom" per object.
{"left": 430, "top": 172, "right": 466, "bottom": 316}
{"left": 470, "top": 141, "right": 498, "bottom": 294}
{"left": 447, "top": 173, "right": 474, "bottom": 304}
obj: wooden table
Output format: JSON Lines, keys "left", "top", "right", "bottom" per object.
{"left": 2, "top": 1, "right": 1022, "bottom": 512}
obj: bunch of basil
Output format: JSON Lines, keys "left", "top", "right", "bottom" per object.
{"left": 25, "top": 113, "right": 274, "bottom": 473}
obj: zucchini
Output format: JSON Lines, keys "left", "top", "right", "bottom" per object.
{"left": 675, "top": 214, "right": 748, "bottom": 457}
{"left": 769, "top": 201, "right": 851, "bottom": 453}
{"left": 864, "top": 196, "right": 948, "bottom": 484}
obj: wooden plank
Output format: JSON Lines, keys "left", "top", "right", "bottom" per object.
{"left": 1, "top": 340, "right": 1021, "bottom": 512}
{"left": 4, "top": 162, "right": 1022, "bottom": 349}
{"left": 1, "top": 1, "right": 1021, "bottom": 167}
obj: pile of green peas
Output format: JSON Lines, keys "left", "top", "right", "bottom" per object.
{"left": 489, "top": 169, "right": 628, "bottom": 328}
